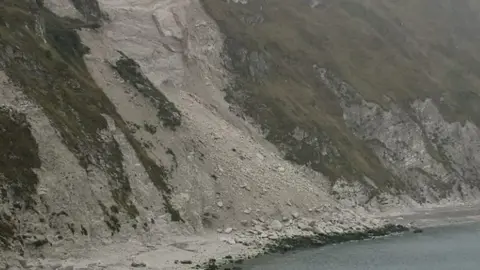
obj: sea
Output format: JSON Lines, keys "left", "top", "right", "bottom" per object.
{"left": 243, "top": 222, "right": 480, "bottom": 270}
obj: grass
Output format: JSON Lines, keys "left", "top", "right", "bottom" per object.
{"left": 0, "top": 0, "right": 183, "bottom": 243}
{"left": 201, "top": 0, "right": 480, "bottom": 195}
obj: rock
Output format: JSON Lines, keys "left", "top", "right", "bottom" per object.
{"left": 292, "top": 212, "right": 300, "bottom": 219}
{"left": 240, "top": 220, "right": 249, "bottom": 226}
{"left": 180, "top": 260, "right": 192, "bottom": 265}
{"left": 258, "top": 217, "right": 266, "bottom": 223}
{"left": 298, "top": 222, "right": 311, "bottom": 231}
{"left": 282, "top": 216, "right": 290, "bottom": 222}
{"left": 217, "top": 228, "right": 223, "bottom": 233}
{"left": 224, "top": 227, "right": 233, "bottom": 234}
{"left": 268, "top": 234, "right": 279, "bottom": 240}
{"left": 277, "top": 166, "right": 286, "bottom": 172}
{"left": 313, "top": 226, "right": 325, "bottom": 234}
{"left": 243, "top": 209, "right": 251, "bottom": 214}
{"left": 131, "top": 261, "right": 147, "bottom": 268}
{"left": 332, "top": 227, "right": 344, "bottom": 234}
{"left": 286, "top": 201, "right": 292, "bottom": 206}
{"left": 221, "top": 237, "right": 236, "bottom": 245}
{"left": 60, "top": 266, "right": 74, "bottom": 270}
{"left": 308, "top": 208, "right": 314, "bottom": 212}
{"left": 240, "top": 183, "right": 251, "bottom": 191}
{"left": 270, "top": 220, "right": 283, "bottom": 231}
{"left": 217, "top": 201, "right": 224, "bottom": 208}
{"left": 254, "top": 225, "right": 264, "bottom": 232}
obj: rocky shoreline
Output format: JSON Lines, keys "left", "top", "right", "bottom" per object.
{"left": 195, "top": 223, "right": 410, "bottom": 270}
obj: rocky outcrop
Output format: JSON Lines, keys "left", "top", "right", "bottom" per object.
{"left": 316, "top": 67, "right": 480, "bottom": 205}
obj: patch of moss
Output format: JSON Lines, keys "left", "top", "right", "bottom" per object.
{"left": 112, "top": 52, "right": 182, "bottom": 130}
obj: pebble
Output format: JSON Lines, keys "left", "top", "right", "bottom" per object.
{"left": 224, "top": 227, "right": 233, "bottom": 234}
{"left": 243, "top": 209, "right": 251, "bottom": 214}
{"left": 240, "top": 183, "right": 251, "bottom": 191}
{"left": 292, "top": 212, "right": 300, "bottom": 219}
{"left": 298, "top": 222, "right": 312, "bottom": 231}
{"left": 217, "top": 201, "right": 224, "bottom": 208}
{"left": 240, "top": 220, "right": 249, "bottom": 227}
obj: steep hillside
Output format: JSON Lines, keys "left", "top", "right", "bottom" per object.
{"left": 0, "top": 0, "right": 383, "bottom": 268}
{"left": 1, "top": 0, "right": 480, "bottom": 268}
{"left": 202, "top": 0, "right": 480, "bottom": 204}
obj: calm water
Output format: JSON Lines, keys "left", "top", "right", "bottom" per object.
{"left": 243, "top": 223, "right": 480, "bottom": 270}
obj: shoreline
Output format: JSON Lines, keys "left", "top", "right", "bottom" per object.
{"left": 195, "top": 224, "right": 410, "bottom": 270}
{"left": 193, "top": 205, "right": 480, "bottom": 270}
{"left": 5, "top": 205, "right": 479, "bottom": 269}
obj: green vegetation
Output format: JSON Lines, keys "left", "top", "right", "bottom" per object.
{"left": 201, "top": 0, "right": 480, "bottom": 194}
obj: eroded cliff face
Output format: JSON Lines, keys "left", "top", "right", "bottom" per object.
{"left": 316, "top": 68, "right": 480, "bottom": 206}
{"left": 201, "top": 0, "right": 480, "bottom": 208}
{"left": 1, "top": 0, "right": 480, "bottom": 267}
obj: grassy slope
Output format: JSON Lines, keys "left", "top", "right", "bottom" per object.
{"left": 201, "top": 0, "right": 480, "bottom": 195}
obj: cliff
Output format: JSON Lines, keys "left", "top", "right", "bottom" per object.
{"left": 1, "top": 0, "right": 479, "bottom": 268}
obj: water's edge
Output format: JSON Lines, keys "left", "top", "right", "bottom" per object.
{"left": 197, "top": 224, "right": 410, "bottom": 270}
